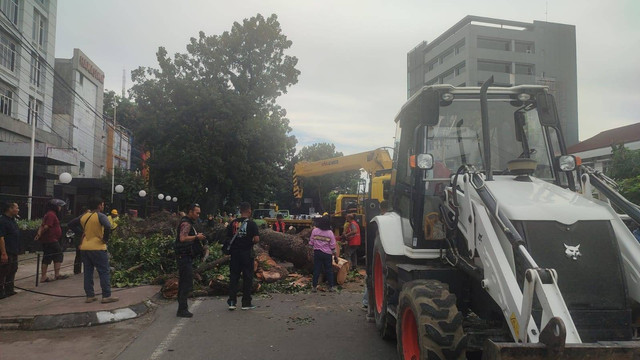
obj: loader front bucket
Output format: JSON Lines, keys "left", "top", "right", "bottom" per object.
{"left": 482, "top": 340, "right": 640, "bottom": 360}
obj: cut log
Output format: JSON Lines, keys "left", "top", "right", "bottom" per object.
{"left": 255, "top": 248, "right": 289, "bottom": 281}
{"left": 290, "top": 276, "right": 311, "bottom": 288}
{"left": 161, "top": 276, "right": 179, "bottom": 299}
{"left": 333, "top": 257, "right": 351, "bottom": 285}
{"left": 258, "top": 229, "right": 314, "bottom": 271}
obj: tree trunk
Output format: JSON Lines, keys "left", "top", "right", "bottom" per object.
{"left": 258, "top": 229, "right": 314, "bottom": 271}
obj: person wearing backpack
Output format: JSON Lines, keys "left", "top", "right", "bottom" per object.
{"left": 225, "top": 202, "right": 259, "bottom": 310}
{"left": 175, "top": 203, "right": 206, "bottom": 318}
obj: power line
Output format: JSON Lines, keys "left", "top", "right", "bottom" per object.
{"left": 0, "top": 8, "right": 114, "bottom": 127}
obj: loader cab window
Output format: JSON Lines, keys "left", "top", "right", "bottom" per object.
{"left": 431, "top": 97, "right": 557, "bottom": 181}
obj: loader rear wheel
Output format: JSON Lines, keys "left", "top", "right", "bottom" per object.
{"left": 397, "top": 280, "right": 467, "bottom": 360}
{"left": 373, "top": 233, "right": 395, "bottom": 339}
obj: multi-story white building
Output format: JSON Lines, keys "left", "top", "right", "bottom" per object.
{"left": 53, "top": 48, "right": 106, "bottom": 178}
{"left": 0, "top": 0, "right": 76, "bottom": 205}
{"left": 407, "top": 15, "right": 579, "bottom": 146}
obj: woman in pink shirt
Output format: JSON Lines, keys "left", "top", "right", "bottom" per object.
{"left": 309, "top": 215, "right": 337, "bottom": 292}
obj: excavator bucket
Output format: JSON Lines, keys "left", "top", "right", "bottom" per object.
{"left": 482, "top": 340, "right": 640, "bottom": 360}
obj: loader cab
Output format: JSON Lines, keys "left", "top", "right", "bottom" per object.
{"left": 391, "top": 84, "right": 574, "bottom": 249}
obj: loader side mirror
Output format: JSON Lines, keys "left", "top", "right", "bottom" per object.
{"left": 537, "top": 92, "right": 559, "bottom": 126}
{"left": 410, "top": 154, "right": 434, "bottom": 170}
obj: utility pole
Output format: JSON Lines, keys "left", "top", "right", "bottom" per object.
{"left": 27, "top": 111, "right": 36, "bottom": 220}
{"left": 111, "top": 99, "right": 117, "bottom": 203}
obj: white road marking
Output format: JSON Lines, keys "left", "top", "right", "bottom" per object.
{"left": 149, "top": 299, "right": 203, "bottom": 360}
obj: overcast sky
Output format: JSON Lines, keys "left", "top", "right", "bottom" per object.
{"left": 55, "top": 0, "right": 639, "bottom": 155}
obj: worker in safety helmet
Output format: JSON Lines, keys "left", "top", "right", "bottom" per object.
{"left": 108, "top": 209, "right": 119, "bottom": 230}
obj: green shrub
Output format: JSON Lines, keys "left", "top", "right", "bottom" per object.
{"left": 17, "top": 219, "right": 41, "bottom": 230}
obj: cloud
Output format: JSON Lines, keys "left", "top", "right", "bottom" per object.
{"left": 56, "top": 0, "right": 640, "bottom": 153}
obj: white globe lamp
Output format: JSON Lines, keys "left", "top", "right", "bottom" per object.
{"left": 59, "top": 172, "right": 72, "bottom": 184}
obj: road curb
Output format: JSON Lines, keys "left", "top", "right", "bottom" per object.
{"left": 0, "top": 300, "right": 155, "bottom": 331}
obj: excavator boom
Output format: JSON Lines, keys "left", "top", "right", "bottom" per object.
{"left": 293, "top": 148, "right": 392, "bottom": 198}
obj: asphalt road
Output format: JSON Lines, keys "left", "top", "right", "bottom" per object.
{"left": 117, "top": 291, "right": 398, "bottom": 360}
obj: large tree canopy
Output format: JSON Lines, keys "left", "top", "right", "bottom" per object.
{"left": 130, "top": 14, "right": 299, "bottom": 213}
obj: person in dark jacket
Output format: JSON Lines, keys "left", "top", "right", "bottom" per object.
{"left": 226, "top": 202, "right": 259, "bottom": 310}
{"left": 174, "top": 204, "right": 206, "bottom": 318}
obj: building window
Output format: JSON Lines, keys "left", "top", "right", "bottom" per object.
{"left": 478, "top": 60, "right": 511, "bottom": 73}
{"left": 79, "top": 161, "right": 85, "bottom": 176}
{"left": 441, "top": 69, "right": 455, "bottom": 84}
{"left": 1, "top": 0, "right": 18, "bottom": 25}
{"left": 454, "top": 39, "right": 465, "bottom": 54}
{"left": 515, "top": 41, "right": 535, "bottom": 54}
{"left": 426, "top": 59, "right": 437, "bottom": 73}
{"left": 30, "top": 52, "right": 41, "bottom": 87}
{"left": 27, "top": 96, "right": 40, "bottom": 126}
{"left": 455, "top": 61, "right": 466, "bottom": 76}
{"left": 515, "top": 63, "right": 535, "bottom": 75}
{"left": 0, "top": 32, "right": 16, "bottom": 71}
{"left": 477, "top": 37, "right": 511, "bottom": 51}
{"left": 0, "top": 84, "right": 12, "bottom": 116}
{"left": 440, "top": 48, "right": 454, "bottom": 64}
{"left": 32, "top": 10, "right": 46, "bottom": 47}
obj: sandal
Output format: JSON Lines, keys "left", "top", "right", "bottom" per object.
{"left": 41, "top": 277, "right": 55, "bottom": 283}
{"left": 55, "top": 274, "right": 70, "bottom": 280}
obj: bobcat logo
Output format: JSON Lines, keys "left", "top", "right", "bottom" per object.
{"left": 564, "top": 244, "right": 581, "bottom": 260}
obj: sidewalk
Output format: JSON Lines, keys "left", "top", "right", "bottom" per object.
{"left": 0, "top": 251, "right": 160, "bottom": 330}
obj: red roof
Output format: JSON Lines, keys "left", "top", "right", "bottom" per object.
{"left": 568, "top": 122, "right": 640, "bottom": 153}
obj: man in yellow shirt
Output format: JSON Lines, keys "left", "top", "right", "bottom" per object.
{"left": 69, "top": 197, "right": 117, "bottom": 304}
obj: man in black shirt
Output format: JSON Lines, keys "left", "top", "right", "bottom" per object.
{"left": 175, "top": 204, "right": 206, "bottom": 318}
{"left": 0, "top": 202, "right": 20, "bottom": 298}
{"left": 226, "top": 202, "right": 259, "bottom": 310}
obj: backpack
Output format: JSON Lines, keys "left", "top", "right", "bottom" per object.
{"left": 222, "top": 219, "right": 248, "bottom": 255}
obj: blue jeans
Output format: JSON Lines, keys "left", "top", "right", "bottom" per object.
{"left": 82, "top": 250, "right": 111, "bottom": 298}
{"left": 312, "top": 250, "right": 334, "bottom": 288}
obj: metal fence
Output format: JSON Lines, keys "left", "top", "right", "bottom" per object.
{"left": 0, "top": 193, "right": 51, "bottom": 219}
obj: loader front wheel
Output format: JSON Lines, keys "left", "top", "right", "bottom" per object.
{"left": 373, "top": 233, "right": 395, "bottom": 339}
{"left": 397, "top": 280, "right": 467, "bottom": 360}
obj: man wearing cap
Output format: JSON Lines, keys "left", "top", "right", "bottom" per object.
{"left": 35, "top": 199, "right": 66, "bottom": 282}
{"left": 108, "top": 209, "right": 119, "bottom": 230}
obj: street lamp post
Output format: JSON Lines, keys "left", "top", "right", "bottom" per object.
{"left": 165, "top": 196, "right": 172, "bottom": 213}
{"left": 139, "top": 190, "right": 147, "bottom": 218}
{"left": 157, "top": 193, "right": 164, "bottom": 211}
{"left": 115, "top": 184, "right": 124, "bottom": 214}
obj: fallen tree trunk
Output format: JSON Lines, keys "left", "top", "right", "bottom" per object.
{"left": 259, "top": 229, "right": 314, "bottom": 272}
